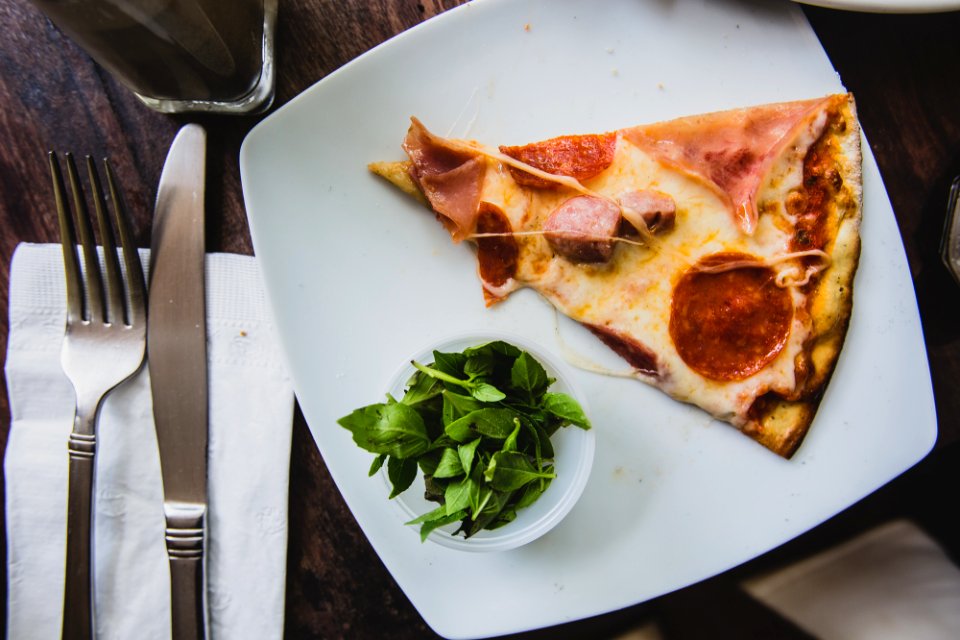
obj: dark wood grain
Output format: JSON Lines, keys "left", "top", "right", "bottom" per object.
{"left": 2, "top": 1, "right": 959, "bottom": 638}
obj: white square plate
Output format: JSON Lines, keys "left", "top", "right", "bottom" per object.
{"left": 240, "top": 0, "right": 937, "bottom": 637}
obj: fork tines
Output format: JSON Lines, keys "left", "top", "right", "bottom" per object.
{"left": 48, "top": 151, "right": 147, "bottom": 640}
{"left": 48, "top": 152, "right": 145, "bottom": 328}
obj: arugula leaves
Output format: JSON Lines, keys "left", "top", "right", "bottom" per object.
{"left": 337, "top": 341, "right": 591, "bottom": 542}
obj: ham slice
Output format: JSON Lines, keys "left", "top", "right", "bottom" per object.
{"left": 403, "top": 118, "right": 485, "bottom": 242}
{"left": 621, "top": 96, "right": 838, "bottom": 234}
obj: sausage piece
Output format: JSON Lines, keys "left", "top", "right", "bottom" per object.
{"left": 618, "top": 189, "right": 676, "bottom": 234}
{"left": 543, "top": 195, "right": 621, "bottom": 263}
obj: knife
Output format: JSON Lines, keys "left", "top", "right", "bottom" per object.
{"left": 148, "top": 123, "right": 208, "bottom": 640}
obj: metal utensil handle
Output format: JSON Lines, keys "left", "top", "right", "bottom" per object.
{"left": 62, "top": 405, "right": 97, "bottom": 640}
{"left": 165, "top": 504, "right": 207, "bottom": 639}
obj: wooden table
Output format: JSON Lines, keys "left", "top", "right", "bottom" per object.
{"left": 2, "top": 1, "right": 959, "bottom": 637}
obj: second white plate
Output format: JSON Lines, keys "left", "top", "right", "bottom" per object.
{"left": 794, "top": 0, "right": 960, "bottom": 13}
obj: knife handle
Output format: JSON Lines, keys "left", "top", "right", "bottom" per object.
{"left": 62, "top": 410, "right": 97, "bottom": 640}
{"left": 165, "top": 504, "right": 207, "bottom": 640}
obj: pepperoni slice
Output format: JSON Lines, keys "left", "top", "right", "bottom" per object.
{"left": 499, "top": 133, "right": 617, "bottom": 189}
{"left": 475, "top": 202, "right": 518, "bottom": 288}
{"left": 669, "top": 253, "right": 793, "bottom": 381}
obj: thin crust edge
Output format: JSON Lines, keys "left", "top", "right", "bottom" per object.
{"left": 745, "top": 94, "right": 863, "bottom": 458}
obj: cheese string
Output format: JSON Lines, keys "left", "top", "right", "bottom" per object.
{"left": 692, "top": 249, "right": 832, "bottom": 287}
{"left": 469, "top": 229, "right": 648, "bottom": 248}
{"left": 548, "top": 308, "right": 640, "bottom": 380}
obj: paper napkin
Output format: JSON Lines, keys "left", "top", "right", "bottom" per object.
{"left": 4, "top": 243, "right": 294, "bottom": 639}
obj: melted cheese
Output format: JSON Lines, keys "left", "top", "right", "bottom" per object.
{"left": 476, "top": 134, "right": 816, "bottom": 425}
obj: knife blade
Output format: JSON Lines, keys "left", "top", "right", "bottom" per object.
{"left": 148, "top": 123, "right": 208, "bottom": 640}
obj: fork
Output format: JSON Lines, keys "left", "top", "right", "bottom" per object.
{"left": 49, "top": 152, "right": 147, "bottom": 640}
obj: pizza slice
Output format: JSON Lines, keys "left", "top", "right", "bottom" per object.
{"left": 370, "top": 94, "right": 862, "bottom": 458}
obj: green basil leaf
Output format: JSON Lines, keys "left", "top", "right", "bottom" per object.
{"left": 487, "top": 508, "right": 517, "bottom": 530}
{"left": 414, "top": 361, "right": 508, "bottom": 403}
{"left": 515, "top": 474, "right": 552, "bottom": 509}
{"left": 542, "top": 392, "right": 592, "bottom": 429}
{"left": 472, "top": 407, "right": 519, "bottom": 438}
{"left": 463, "top": 340, "right": 522, "bottom": 359}
{"left": 444, "top": 415, "right": 475, "bottom": 442}
{"left": 458, "top": 438, "right": 481, "bottom": 477}
{"left": 520, "top": 419, "right": 543, "bottom": 464}
{"left": 338, "top": 402, "right": 431, "bottom": 458}
{"left": 419, "top": 403, "right": 446, "bottom": 441}
{"left": 404, "top": 504, "right": 447, "bottom": 526}
{"left": 510, "top": 351, "right": 550, "bottom": 400}
{"left": 541, "top": 414, "right": 564, "bottom": 437}
{"left": 433, "top": 448, "right": 465, "bottom": 479}
{"left": 464, "top": 349, "right": 495, "bottom": 378}
{"left": 485, "top": 451, "right": 556, "bottom": 492}
{"left": 417, "top": 449, "right": 442, "bottom": 477}
{"left": 387, "top": 455, "right": 418, "bottom": 499}
{"left": 465, "top": 490, "right": 514, "bottom": 537}
{"left": 370, "top": 402, "right": 432, "bottom": 457}
{"left": 413, "top": 360, "right": 467, "bottom": 386}
{"left": 441, "top": 398, "right": 454, "bottom": 428}
{"left": 337, "top": 404, "right": 382, "bottom": 450}
{"left": 444, "top": 476, "right": 475, "bottom": 516}
{"left": 444, "top": 407, "right": 514, "bottom": 442}
{"left": 368, "top": 453, "right": 387, "bottom": 477}
{"left": 503, "top": 419, "right": 522, "bottom": 453}
{"left": 418, "top": 508, "right": 468, "bottom": 542}
{"left": 471, "top": 487, "right": 493, "bottom": 519}
{"left": 534, "top": 422, "right": 555, "bottom": 460}
{"left": 337, "top": 403, "right": 426, "bottom": 458}
{"left": 468, "top": 464, "right": 488, "bottom": 517}
{"left": 432, "top": 351, "right": 467, "bottom": 378}
{"left": 422, "top": 475, "right": 445, "bottom": 503}
{"left": 441, "top": 390, "right": 483, "bottom": 426}
{"left": 469, "top": 382, "right": 506, "bottom": 402}
{"left": 401, "top": 370, "right": 443, "bottom": 406}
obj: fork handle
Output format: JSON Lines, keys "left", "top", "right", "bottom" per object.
{"left": 62, "top": 414, "right": 97, "bottom": 640}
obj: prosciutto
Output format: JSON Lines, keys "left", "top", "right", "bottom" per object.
{"left": 621, "top": 95, "right": 838, "bottom": 234}
{"left": 402, "top": 118, "right": 485, "bottom": 242}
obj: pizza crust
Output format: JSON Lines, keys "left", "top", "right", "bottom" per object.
{"left": 368, "top": 160, "right": 425, "bottom": 204}
{"left": 742, "top": 97, "right": 862, "bottom": 457}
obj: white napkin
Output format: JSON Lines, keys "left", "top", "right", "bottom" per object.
{"left": 4, "top": 242, "right": 294, "bottom": 640}
{"left": 742, "top": 520, "right": 960, "bottom": 639}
